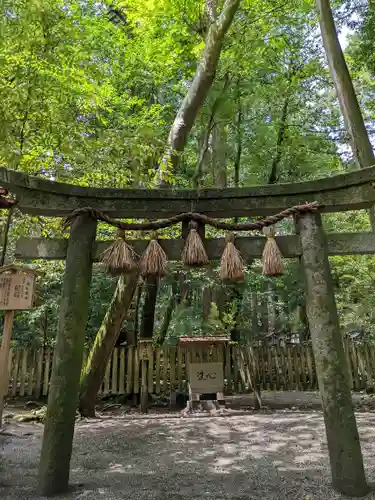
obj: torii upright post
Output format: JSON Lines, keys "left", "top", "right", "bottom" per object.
{"left": 296, "top": 211, "right": 368, "bottom": 497}
{"left": 38, "top": 213, "right": 97, "bottom": 496}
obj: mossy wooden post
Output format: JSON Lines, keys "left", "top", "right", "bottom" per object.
{"left": 38, "top": 213, "right": 97, "bottom": 497}
{"left": 297, "top": 211, "right": 368, "bottom": 497}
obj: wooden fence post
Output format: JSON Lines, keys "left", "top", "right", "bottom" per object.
{"left": 296, "top": 211, "right": 368, "bottom": 497}
{"left": 38, "top": 213, "right": 97, "bottom": 496}
{"left": 0, "top": 310, "right": 15, "bottom": 426}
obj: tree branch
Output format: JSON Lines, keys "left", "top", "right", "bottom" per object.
{"left": 159, "top": 0, "right": 241, "bottom": 184}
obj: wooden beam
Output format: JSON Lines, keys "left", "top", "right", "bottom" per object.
{"left": 2, "top": 165, "right": 375, "bottom": 217}
{"left": 15, "top": 232, "right": 375, "bottom": 262}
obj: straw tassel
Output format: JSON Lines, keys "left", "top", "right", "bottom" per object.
{"left": 262, "top": 227, "right": 284, "bottom": 276}
{"left": 140, "top": 231, "right": 167, "bottom": 277}
{"left": 182, "top": 220, "right": 209, "bottom": 266}
{"left": 220, "top": 233, "right": 244, "bottom": 282}
{"left": 100, "top": 229, "right": 138, "bottom": 276}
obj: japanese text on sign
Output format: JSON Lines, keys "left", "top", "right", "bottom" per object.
{"left": 0, "top": 272, "right": 35, "bottom": 310}
{"left": 188, "top": 363, "right": 224, "bottom": 393}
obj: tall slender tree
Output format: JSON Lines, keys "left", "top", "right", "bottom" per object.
{"left": 315, "top": 0, "right": 375, "bottom": 170}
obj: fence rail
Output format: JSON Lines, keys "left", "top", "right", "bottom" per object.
{"left": 4, "top": 340, "right": 375, "bottom": 398}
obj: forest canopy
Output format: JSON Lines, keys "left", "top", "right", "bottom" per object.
{"left": 0, "top": 0, "right": 374, "bottom": 348}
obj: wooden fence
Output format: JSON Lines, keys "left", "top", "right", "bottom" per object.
{"left": 4, "top": 340, "right": 375, "bottom": 398}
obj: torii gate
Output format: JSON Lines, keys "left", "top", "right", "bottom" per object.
{"left": 1, "top": 165, "right": 374, "bottom": 497}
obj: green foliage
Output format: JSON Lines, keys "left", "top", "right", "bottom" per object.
{"left": 1, "top": 0, "right": 374, "bottom": 347}
{"left": 5, "top": 265, "right": 116, "bottom": 348}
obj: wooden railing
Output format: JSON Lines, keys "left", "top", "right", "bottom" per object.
{"left": 4, "top": 340, "right": 375, "bottom": 398}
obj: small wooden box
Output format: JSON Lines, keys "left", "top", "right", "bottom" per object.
{"left": 0, "top": 265, "right": 37, "bottom": 311}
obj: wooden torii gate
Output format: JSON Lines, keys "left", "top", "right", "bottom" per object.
{"left": 1, "top": 165, "right": 374, "bottom": 497}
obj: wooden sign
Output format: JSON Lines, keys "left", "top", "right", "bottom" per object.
{"left": 0, "top": 266, "right": 37, "bottom": 427}
{"left": 188, "top": 362, "right": 224, "bottom": 393}
{"left": 0, "top": 267, "right": 35, "bottom": 310}
{"left": 139, "top": 339, "right": 152, "bottom": 361}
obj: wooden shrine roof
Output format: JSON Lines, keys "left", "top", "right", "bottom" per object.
{"left": 179, "top": 336, "right": 230, "bottom": 345}
{"left": 0, "top": 264, "right": 38, "bottom": 275}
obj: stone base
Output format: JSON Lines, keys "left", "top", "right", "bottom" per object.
{"left": 181, "top": 401, "right": 229, "bottom": 418}
{"left": 183, "top": 397, "right": 226, "bottom": 415}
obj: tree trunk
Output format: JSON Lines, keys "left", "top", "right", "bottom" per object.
{"left": 251, "top": 291, "right": 259, "bottom": 337}
{"left": 229, "top": 284, "right": 243, "bottom": 342}
{"left": 140, "top": 276, "right": 159, "bottom": 340}
{"left": 267, "top": 281, "right": 277, "bottom": 336}
{"left": 211, "top": 123, "right": 228, "bottom": 187}
{"left": 0, "top": 208, "right": 13, "bottom": 266}
{"left": 157, "top": 277, "right": 179, "bottom": 345}
{"left": 133, "top": 281, "right": 143, "bottom": 340}
{"left": 234, "top": 85, "right": 242, "bottom": 188}
{"left": 316, "top": 0, "right": 375, "bottom": 227}
{"left": 203, "top": 286, "right": 212, "bottom": 320}
{"left": 192, "top": 73, "right": 231, "bottom": 188}
{"left": 79, "top": 272, "right": 139, "bottom": 417}
{"left": 268, "top": 94, "right": 290, "bottom": 184}
{"left": 159, "top": 0, "right": 241, "bottom": 181}
{"left": 260, "top": 282, "right": 269, "bottom": 336}
{"left": 298, "top": 302, "right": 310, "bottom": 343}
{"left": 139, "top": 276, "right": 159, "bottom": 412}
{"left": 316, "top": 0, "right": 375, "bottom": 170}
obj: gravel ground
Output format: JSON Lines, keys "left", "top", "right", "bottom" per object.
{"left": 1, "top": 411, "right": 375, "bottom": 500}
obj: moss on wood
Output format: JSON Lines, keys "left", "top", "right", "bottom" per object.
{"left": 297, "top": 212, "right": 369, "bottom": 497}
{"left": 79, "top": 272, "right": 139, "bottom": 417}
{"left": 38, "top": 214, "right": 97, "bottom": 497}
{"left": 2, "top": 165, "right": 375, "bottom": 218}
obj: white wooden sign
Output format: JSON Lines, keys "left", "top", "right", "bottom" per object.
{"left": 188, "top": 362, "right": 224, "bottom": 393}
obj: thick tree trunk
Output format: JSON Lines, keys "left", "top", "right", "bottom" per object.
{"left": 160, "top": 0, "right": 241, "bottom": 181}
{"left": 79, "top": 272, "right": 139, "bottom": 417}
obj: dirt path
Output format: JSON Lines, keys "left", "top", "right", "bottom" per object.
{"left": 226, "top": 390, "right": 374, "bottom": 410}
{"left": 1, "top": 411, "right": 375, "bottom": 500}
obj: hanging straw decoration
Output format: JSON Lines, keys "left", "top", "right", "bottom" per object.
{"left": 139, "top": 231, "right": 167, "bottom": 277}
{"left": 182, "top": 220, "right": 209, "bottom": 266}
{"left": 220, "top": 232, "right": 244, "bottom": 282}
{"left": 262, "top": 226, "right": 284, "bottom": 276}
{"left": 100, "top": 229, "right": 138, "bottom": 276}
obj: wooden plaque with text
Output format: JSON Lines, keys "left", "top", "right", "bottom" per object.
{"left": 0, "top": 267, "right": 36, "bottom": 311}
